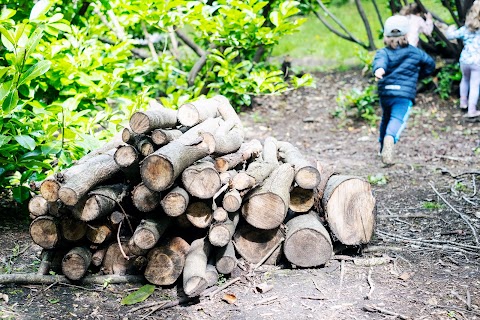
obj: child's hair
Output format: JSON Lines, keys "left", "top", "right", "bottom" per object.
{"left": 399, "top": 3, "right": 422, "bottom": 16}
{"left": 384, "top": 35, "right": 409, "bottom": 49}
{"left": 465, "top": 1, "right": 480, "bottom": 32}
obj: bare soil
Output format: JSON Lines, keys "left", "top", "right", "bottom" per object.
{"left": 1, "top": 69, "right": 480, "bottom": 320}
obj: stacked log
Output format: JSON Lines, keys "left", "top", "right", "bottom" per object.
{"left": 28, "top": 95, "right": 376, "bottom": 296}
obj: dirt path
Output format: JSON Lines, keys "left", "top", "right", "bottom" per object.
{"left": 1, "top": 70, "right": 479, "bottom": 320}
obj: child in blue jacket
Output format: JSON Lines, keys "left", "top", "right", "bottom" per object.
{"left": 373, "top": 15, "right": 435, "bottom": 165}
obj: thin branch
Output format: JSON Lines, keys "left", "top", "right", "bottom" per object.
{"left": 252, "top": 237, "right": 285, "bottom": 271}
{"left": 363, "top": 304, "right": 411, "bottom": 320}
{"left": 354, "top": 0, "right": 376, "bottom": 50}
{"left": 372, "top": 0, "right": 384, "bottom": 29}
{"left": 365, "top": 268, "right": 374, "bottom": 300}
{"left": 175, "top": 29, "right": 205, "bottom": 57}
{"left": 141, "top": 21, "right": 158, "bottom": 60}
{"left": 0, "top": 274, "right": 144, "bottom": 285}
{"left": 117, "top": 220, "right": 130, "bottom": 260}
{"left": 429, "top": 182, "right": 479, "bottom": 246}
{"left": 188, "top": 52, "right": 208, "bottom": 86}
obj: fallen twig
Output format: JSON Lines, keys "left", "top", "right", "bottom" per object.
{"left": 252, "top": 237, "right": 285, "bottom": 271}
{"left": 253, "top": 295, "right": 278, "bottom": 306}
{"left": 0, "top": 274, "right": 144, "bottom": 285}
{"left": 430, "top": 182, "right": 479, "bottom": 246}
{"left": 205, "top": 276, "right": 241, "bottom": 298}
{"left": 361, "top": 245, "right": 404, "bottom": 253}
{"left": 363, "top": 304, "right": 410, "bottom": 319}
{"left": 301, "top": 296, "right": 326, "bottom": 300}
{"left": 377, "top": 214, "right": 436, "bottom": 219}
{"left": 365, "top": 268, "right": 374, "bottom": 300}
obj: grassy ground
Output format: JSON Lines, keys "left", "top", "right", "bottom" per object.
{"left": 272, "top": 0, "right": 453, "bottom": 71}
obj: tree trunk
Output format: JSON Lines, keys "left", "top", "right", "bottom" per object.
{"left": 214, "top": 139, "right": 262, "bottom": 172}
{"left": 222, "top": 189, "right": 242, "bottom": 212}
{"left": 160, "top": 186, "right": 190, "bottom": 217}
{"left": 129, "top": 101, "right": 178, "bottom": 134}
{"left": 151, "top": 128, "right": 183, "bottom": 146}
{"left": 284, "top": 212, "right": 332, "bottom": 267}
{"left": 61, "top": 247, "right": 92, "bottom": 280}
{"left": 30, "top": 216, "right": 60, "bottom": 249}
{"left": 58, "top": 149, "right": 121, "bottom": 206}
{"left": 60, "top": 216, "right": 87, "bottom": 242}
{"left": 73, "top": 184, "right": 128, "bottom": 221}
{"left": 177, "top": 97, "right": 221, "bottom": 127}
{"left": 182, "top": 161, "right": 221, "bottom": 199}
{"left": 183, "top": 237, "right": 211, "bottom": 297}
{"left": 131, "top": 182, "right": 161, "bottom": 212}
{"left": 289, "top": 186, "right": 314, "bottom": 213}
{"left": 185, "top": 201, "right": 213, "bottom": 229}
{"left": 242, "top": 163, "right": 295, "bottom": 230}
{"left": 86, "top": 223, "right": 113, "bottom": 245}
{"left": 276, "top": 141, "right": 321, "bottom": 189}
{"left": 215, "top": 241, "right": 237, "bottom": 274}
{"left": 208, "top": 211, "right": 239, "bottom": 247}
{"left": 28, "top": 195, "right": 49, "bottom": 217}
{"left": 144, "top": 237, "right": 190, "bottom": 285}
{"left": 321, "top": 175, "right": 376, "bottom": 245}
{"left": 233, "top": 223, "right": 283, "bottom": 265}
{"left": 132, "top": 217, "right": 171, "bottom": 250}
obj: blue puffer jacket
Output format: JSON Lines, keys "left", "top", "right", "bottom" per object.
{"left": 373, "top": 45, "right": 435, "bottom": 101}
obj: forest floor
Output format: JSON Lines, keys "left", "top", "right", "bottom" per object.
{"left": 1, "top": 69, "right": 480, "bottom": 320}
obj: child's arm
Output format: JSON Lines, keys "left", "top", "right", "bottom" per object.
{"left": 446, "top": 25, "right": 465, "bottom": 40}
{"left": 418, "top": 51, "right": 436, "bottom": 79}
{"left": 372, "top": 50, "right": 388, "bottom": 79}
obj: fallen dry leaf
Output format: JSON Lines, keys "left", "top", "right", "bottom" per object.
{"left": 222, "top": 293, "right": 237, "bottom": 304}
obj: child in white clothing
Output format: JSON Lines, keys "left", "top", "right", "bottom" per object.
{"left": 400, "top": 3, "right": 433, "bottom": 47}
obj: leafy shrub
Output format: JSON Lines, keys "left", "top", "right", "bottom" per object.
{"left": 0, "top": 0, "right": 315, "bottom": 204}
{"left": 333, "top": 84, "right": 379, "bottom": 127}
{"left": 434, "top": 63, "right": 462, "bottom": 100}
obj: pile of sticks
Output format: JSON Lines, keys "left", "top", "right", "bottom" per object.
{"left": 27, "top": 95, "right": 376, "bottom": 297}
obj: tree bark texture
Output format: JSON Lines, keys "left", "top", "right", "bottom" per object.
{"left": 182, "top": 237, "right": 211, "bottom": 297}
{"left": 61, "top": 247, "right": 92, "bottom": 281}
{"left": 129, "top": 101, "right": 178, "bottom": 134}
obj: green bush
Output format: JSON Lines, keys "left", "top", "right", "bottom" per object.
{"left": 0, "top": 0, "right": 315, "bottom": 204}
{"left": 333, "top": 83, "right": 379, "bottom": 127}
{"left": 434, "top": 63, "right": 462, "bottom": 100}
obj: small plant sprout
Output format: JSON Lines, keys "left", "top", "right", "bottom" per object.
{"left": 422, "top": 201, "right": 444, "bottom": 210}
{"left": 367, "top": 173, "right": 388, "bottom": 186}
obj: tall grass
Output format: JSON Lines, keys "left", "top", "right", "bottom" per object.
{"left": 272, "top": 0, "right": 452, "bottom": 71}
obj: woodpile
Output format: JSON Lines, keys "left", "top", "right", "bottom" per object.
{"left": 29, "top": 95, "right": 376, "bottom": 296}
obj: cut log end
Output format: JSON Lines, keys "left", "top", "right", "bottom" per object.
{"left": 30, "top": 217, "right": 59, "bottom": 249}
{"left": 295, "top": 167, "right": 321, "bottom": 190}
{"left": 242, "top": 194, "right": 286, "bottom": 230}
{"left": 58, "top": 187, "right": 79, "bottom": 206}
{"left": 81, "top": 197, "right": 101, "bottom": 221}
{"left": 208, "top": 226, "right": 230, "bottom": 247}
{"left": 129, "top": 112, "right": 151, "bottom": 134}
{"left": 284, "top": 229, "right": 332, "bottom": 267}
{"left": 114, "top": 145, "right": 139, "bottom": 167}
{"left": 141, "top": 155, "right": 174, "bottom": 192}
{"left": 177, "top": 104, "right": 200, "bottom": 127}
{"left": 214, "top": 158, "right": 228, "bottom": 173}
{"left": 40, "top": 180, "right": 61, "bottom": 202}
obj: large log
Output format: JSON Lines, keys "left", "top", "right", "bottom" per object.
{"left": 129, "top": 100, "right": 178, "bottom": 134}
{"left": 61, "top": 247, "right": 92, "bottom": 280}
{"left": 132, "top": 217, "right": 171, "bottom": 250}
{"left": 214, "top": 139, "right": 262, "bottom": 172}
{"left": 131, "top": 182, "right": 161, "bottom": 212}
{"left": 215, "top": 241, "right": 237, "bottom": 274}
{"left": 73, "top": 184, "right": 128, "bottom": 221}
{"left": 183, "top": 237, "right": 211, "bottom": 297}
{"left": 30, "top": 215, "right": 60, "bottom": 249}
{"left": 208, "top": 211, "right": 239, "bottom": 247}
{"left": 160, "top": 186, "right": 190, "bottom": 217}
{"left": 185, "top": 201, "right": 213, "bottom": 229}
{"left": 276, "top": 141, "right": 321, "bottom": 189}
{"left": 283, "top": 212, "right": 332, "bottom": 267}
{"left": 144, "top": 237, "right": 190, "bottom": 286}
{"left": 182, "top": 161, "right": 221, "bottom": 199}
{"left": 58, "top": 150, "right": 121, "bottom": 206}
{"left": 102, "top": 241, "right": 135, "bottom": 275}
{"left": 241, "top": 163, "right": 295, "bottom": 230}
{"left": 233, "top": 224, "right": 283, "bottom": 265}
{"left": 140, "top": 118, "right": 221, "bottom": 191}
{"left": 321, "top": 175, "right": 376, "bottom": 245}
{"left": 60, "top": 216, "right": 87, "bottom": 242}
{"left": 28, "top": 195, "right": 49, "bottom": 217}
{"left": 289, "top": 186, "right": 314, "bottom": 213}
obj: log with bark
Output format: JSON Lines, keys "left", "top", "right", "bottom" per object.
{"left": 222, "top": 189, "right": 242, "bottom": 213}
{"left": 283, "top": 212, "right": 332, "bottom": 267}
{"left": 241, "top": 163, "right": 294, "bottom": 230}
{"left": 320, "top": 175, "right": 376, "bottom": 245}
{"left": 28, "top": 195, "right": 49, "bottom": 217}
{"left": 177, "top": 97, "right": 221, "bottom": 127}
{"left": 182, "top": 237, "right": 211, "bottom": 297}
{"left": 215, "top": 241, "right": 237, "bottom": 274}
{"left": 208, "top": 211, "right": 239, "bottom": 247}
{"left": 214, "top": 139, "right": 262, "bottom": 172}
{"left": 61, "top": 247, "right": 92, "bottom": 280}
{"left": 132, "top": 217, "right": 171, "bottom": 250}
{"left": 182, "top": 160, "right": 221, "bottom": 199}
{"left": 144, "top": 237, "right": 190, "bottom": 286}
{"left": 131, "top": 182, "right": 161, "bottom": 212}
{"left": 73, "top": 184, "right": 128, "bottom": 221}
{"left": 60, "top": 216, "right": 87, "bottom": 242}
{"left": 30, "top": 215, "right": 60, "bottom": 249}
{"left": 151, "top": 128, "right": 182, "bottom": 146}
{"left": 160, "top": 186, "right": 190, "bottom": 217}
{"left": 129, "top": 100, "right": 178, "bottom": 134}
{"left": 185, "top": 201, "right": 213, "bottom": 229}
{"left": 102, "top": 241, "right": 136, "bottom": 275}
{"left": 86, "top": 223, "right": 113, "bottom": 245}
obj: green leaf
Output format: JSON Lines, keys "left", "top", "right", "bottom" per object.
{"left": 0, "top": 67, "right": 10, "bottom": 81}
{"left": 0, "top": 25, "right": 15, "bottom": 46}
{"left": 14, "top": 135, "right": 36, "bottom": 151}
{"left": 12, "top": 185, "right": 31, "bottom": 203}
{"left": 269, "top": 11, "right": 279, "bottom": 27}
{"left": 18, "top": 60, "right": 51, "bottom": 86}
{"left": 2, "top": 89, "right": 18, "bottom": 113}
{"left": 120, "top": 284, "right": 155, "bottom": 305}
{"left": 49, "top": 23, "right": 71, "bottom": 33}
{"left": 25, "top": 27, "right": 45, "bottom": 60}
{"left": 0, "top": 134, "right": 11, "bottom": 147}
{"left": 30, "top": 0, "right": 53, "bottom": 20}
